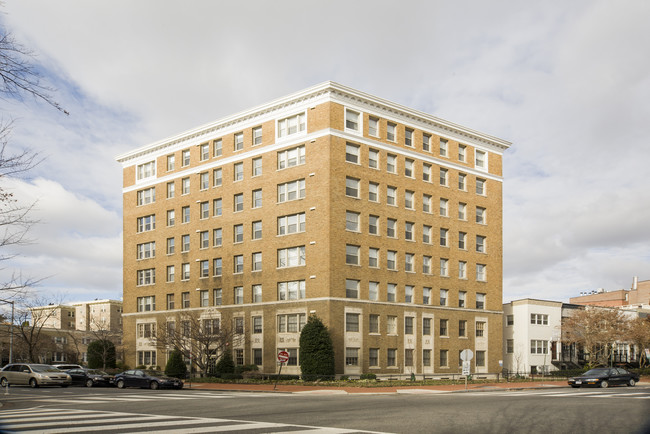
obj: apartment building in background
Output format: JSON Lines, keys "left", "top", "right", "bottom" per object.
{"left": 569, "top": 277, "right": 650, "bottom": 309}
{"left": 117, "top": 82, "right": 510, "bottom": 376}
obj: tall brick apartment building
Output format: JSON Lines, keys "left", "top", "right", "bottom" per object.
{"left": 117, "top": 82, "right": 510, "bottom": 376}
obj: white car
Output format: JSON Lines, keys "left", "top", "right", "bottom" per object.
{"left": 0, "top": 363, "right": 72, "bottom": 388}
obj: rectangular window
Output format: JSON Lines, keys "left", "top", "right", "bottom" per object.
{"left": 346, "top": 313, "right": 360, "bottom": 332}
{"left": 277, "top": 145, "right": 305, "bottom": 169}
{"left": 213, "top": 139, "right": 222, "bottom": 157}
{"left": 404, "top": 159, "right": 414, "bottom": 178}
{"left": 252, "top": 220, "right": 262, "bottom": 240}
{"left": 368, "top": 215, "right": 379, "bottom": 235}
{"left": 166, "top": 293, "right": 175, "bottom": 310}
{"left": 137, "top": 242, "right": 156, "bottom": 259}
{"left": 369, "top": 348, "right": 379, "bottom": 366}
{"left": 211, "top": 228, "right": 222, "bottom": 247}
{"left": 214, "top": 288, "right": 222, "bottom": 305}
{"left": 368, "top": 117, "right": 379, "bottom": 137}
{"left": 199, "top": 231, "right": 209, "bottom": 249}
{"left": 422, "top": 163, "right": 431, "bottom": 182}
{"left": 278, "top": 113, "right": 306, "bottom": 138}
{"left": 253, "top": 126, "right": 262, "bottom": 146}
{"left": 387, "top": 348, "right": 397, "bottom": 367}
{"left": 213, "top": 258, "right": 222, "bottom": 276}
{"left": 234, "top": 162, "right": 244, "bottom": 182}
{"left": 368, "top": 248, "right": 379, "bottom": 268}
{"left": 422, "top": 133, "right": 431, "bottom": 151}
{"left": 137, "top": 269, "right": 156, "bottom": 286}
{"left": 369, "top": 281, "right": 379, "bottom": 301}
{"left": 476, "top": 235, "right": 486, "bottom": 253}
{"left": 212, "top": 168, "right": 222, "bottom": 187}
{"left": 386, "top": 186, "right": 396, "bottom": 206}
{"left": 440, "top": 258, "right": 449, "bottom": 276}
{"left": 387, "top": 283, "right": 396, "bottom": 302}
{"left": 476, "top": 292, "right": 486, "bottom": 309}
{"left": 405, "top": 254, "right": 414, "bottom": 273}
{"left": 476, "top": 264, "right": 487, "bottom": 282}
{"left": 440, "top": 228, "right": 448, "bottom": 246}
{"left": 506, "top": 315, "right": 514, "bottom": 326}
{"left": 345, "top": 177, "right": 360, "bottom": 198}
{"left": 506, "top": 339, "right": 514, "bottom": 354}
{"left": 345, "top": 109, "right": 360, "bottom": 131}
{"left": 345, "top": 348, "right": 359, "bottom": 366}
{"left": 459, "top": 261, "right": 467, "bottom": 279}
{"left": 252, "top": 284, "right": 262, "bottom": 303}
{"left": 181, "top": 177, "right": 190, "bottom": 195}
{"left": 368, "top": 182, "right": 379, "bottom": 202}
{"left": 531, "top": 314, "right": 549, "bottom": 325}
{"left": 368, "top": 149, "right": 379, "bottom": 168}
{"left": 386, "top": 154, "right": 397, "bottom": 173}
{"left": 386, "top": 218, "right": 396, "bottom": 238}
{"left": 423, "top": 349, "right": 432, "bottom": 367}
{"left": 137, "top": 296, "right": 155, "bottom": 312}
{"left": 404, "top": 316, "right": 414, "bottom": 334}
{"left": 203, "top": 318, "right": 219, "bottom": 335}
{"left": 475, "top": 150, "right": 487, "bottom": 170}
{"left": 166, "top": 182, "right": 175, "bottom": 198}
{"left": 137, "top": 161, "right": 156, "bottom": 180}
{"left": 440, "top": 198, "right": 448, "bottom": 217}
{"left": 476, "top": 207, "right": 486, "bottom": 224}
{"left": 346, "top": 142, "right": 360, "bottom": 163}
{"left": 277, "top": 246, "right": 306, "bottom": 268}
{"left": 234, "top": 255, "right": 244, "bottom": 274}
{"left": 530, "top": 340, "right": 548, "bottom": 354}
{"left": 423, "top": 287, "right": 431, "bottom": 305}
{"left": 405, "top": 222, "right": 414, "bottom": 241}
{"left": 405, "top": 349, "right": 414, "bottom": 367}
{"left": 181, "top": 292, "right": 190, "bottom": 308}
{"left": 278, "top": 213, "right": 305, "bottom": 235}
{"left": 252, "top": 316, "right": 263, "bottom": 333}
{"left": 423, "top": 317, "right": 431, "bottom": 335}
{"left": 277, "top": 179, "right": 306, "bottom": 203}
{"left": 137, "top": 188, "right": 156, "bottom": 206}
{"left": 404, "top": 190, "right": 414, "bottom": 209}
{"left": 277, "top": 280, "right": 306, "bottom": 300}
{"left": 346, "top": 245, "right": 360, "bottom": 265}
{"left": 200, "top": 172, "right": 209, "bottom": 190}
{"left": 235, "top": 318, "right": 244, "bottom": 334}
{"left": 458, "top": 145, "right": 466, "bottom": 162}
{"left": 459, "top": 232, "right": 467, "bottom": 250}
{"left": 252, "top": 189, "right": 262, "bottom": 208}
{"left": 459, "top": 291, "right": 466, "bottom": 308}
{"left": 440, "top": 319, "right": 448, "bottom": 336}
{"left": 252, "top": 252, "right": 262, "bottom": 271}
{"left": 346, "top": 211, "right": 360, "bottom": 232}
{"left": 458, "top": 173, "right": 466, "bottom": 191}
{"left": 387, "top": 250, "right": 397, "bottom": 270}
{"left": 167, "top": 154, "right": 175, "bottom": 171}
{"left": 476, "top": 178, "right": 486, "bottom": 195}
{"left": 200, "top": 290, "right": 209, "bottom": 307}
{"left": 476, "top": 321, "right": 485, "bottom": 337}
{"left": 233, "top": 132, "right": 244, "bottom": 151}
{"left": 181, "top": 263, "right": 190, "bottom": 280}
{"left": 345, "top": 279, "right": 359, "bottom": 298}
{"left": 404, "top": 128, "right": 413, "bottom": 147}
{"left": 181, "top": 206, "right": 190, "bottom": 223}
{"left": 459, "top": 320, "right": 467, "bottom": 337}
{"left": 234, "top": 286, "right": 243, "bottom": 304}
{"left": 166, "top": 265, "right": 174, "bottom": 283}
{"left": 386, "top": 122, "right": 396, "bottom": 142}
{"left": 459, "top": 203, "right": 467, "bottom": 220}
{"left": 440, "top": 350, "right": 449, "bottom": 367}
{"left": 252, "top": 157, "right": 262, "bottom": 177}
{"left": 439, "top": 289, "right": 448, "bottom": 306}
{"left": 405, "top": 285, "right": 414, "bottom": 303}
{"left": 439, "top": 139, "right": 448, "bottom": 157}
{"left": 387, "top": 316, "right": 397, "bottom": 335}
{"left": 440, "top": 168, "right": 448, "bottom": 186}
{"left": 423, "top": 225, "right": 432, "bottom": 244}
{"left": 234, "top": 224, "right": 244, "bottom": 243}
{"left": 182, "top": 149, "right": 190, "bottom": 166}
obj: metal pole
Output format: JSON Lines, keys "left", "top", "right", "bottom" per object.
{"left": 9, "top": 301, "right": 14, "bottom": 364}
{"left": 273, "top": 362, "right": 284, "bottom": 391}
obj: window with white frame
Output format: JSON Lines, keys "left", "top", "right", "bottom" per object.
{"left": 277, "top": 179, "right": 305, "bottom": 202}
{"left": 181, "top": 206, "right": 190, "bottom": 223}
{"left": 181, "top": 234, "right": 190, "bottom": 252}
{"left": 475, "top": 149, "right": 487, "bottom": 170}
{"left": 167, "top": 154, "right": 175, "bottom": 171}
{"left": 531, "top": 314, "right": 549, "bottom": 325}
{"left": 423, "top": 287, "right": 431, "bottom": 305}
{"left": 404, "top": 158, "right": 414, "bottom": 177}
{"left": 439, "top": 139, "right": 448, "bottom": 157}
{"left": 422, "top": 255, "right": 432, "bottom": 274}
{"left": 422, "top": 225, "right": 432, "bottom": 244}
{"left": 200, "top": 172, "right": 209, "bottom": 190}
{"left": 440, "top": 198, "right": 448, "bottom": 217}
{"left": 404, "top": 128, "right": 413, "bottom": 147}
{"left": 345, "top": 279, "right": 359, "bottom": 299}
{"left": 369, "top": 281, "right": 379, "bottom": 300}
{"left": 476, "top": 235, "right": 486, "bottom": 253}
{"left": 137, "top": 188, "right": 156, "bottom": 206}
{"left": 234, "top": 286, "right": 243, "bottom": 304}
{"left": 234, "top": 255, "right": 244, "bottom": 274}
{"left": 345, "top": 177, "right": 360, "bottom": 198}
{"left": 346, "top": 211, "right": 360, "bottom": 232}
{"left": 253, "top": 126, "right": 262, "bottom": 145}
{"left": 458, "top": 173, "right": 466, "bottom": 191}
{"left": 252, "top": 252, "right": 262, "bottom": 271}
{"left": 368, "top": 117, "right": 379, "bottom": 137}
{"left": 166, "top": 181, "right": 175, "bottom": 199}
{"left": 422, "top": 163, "right": 431, "bottom": 182}
{"left": 137, "top": 242, "right": 156, "bottom": 260}
{"left": 476, "top": 264, "right": 487, "bottom": 282}
{"left": 137, "top": 296, "right": 155, "bottom": 312}
{"left": 213, "top": 227, "right": 222, "bottom": 247}
{"left": 386, "top": 122, "right": 396, "bottom": 142}
{"left": 200, "top": 201, "right": 209, "bottom": 219}
{"left": 530, "top": 340, "right": 548, "bottom": 354}
{"left": 476, "top": 292, "right": 486, "bottom": 309}
{"left": 368, "top": 148, "right": 379, "bottom": 169}
{"left": 387, "top": 250, "right": 397, "bottom": 270}
{"left": 181, "top": 263, "right": 190, "bottom": 280}
{"left": 346, "top": 142, "right": 360, "bottom": 163}
{"left": 404, "top": 190, "right": 414, "bottom": 209}
{"left": 213, "top": 168, "right": 222, "bottom": 187}
{"left": 233, "top": 224, "right": 243, "bottom": 243}
{"left": 440, "top": 168, "right": 448, "bottom": 186}
{"left": 346, "top": 244, "right": 360, "bottom": 265}
{"left": 368, "top": 215, "right": 379, "bottom": 235}
{"left": 214, "top": 288, "right": 222, "bottom": 305}
{"left": 458, "top": 202, "right": 467, "bottom": 220}
{"left": 213, "top": 139, "right": 222, "bottom": 157}
{"left": 213, "top": 258, "right": 222, "bottom": 276}
{"left": 278, "top": 112, "right": 306, "bottom": 138}
{"left": 277, "top": 145, "right": 305, "bottom": 169}
{"left": 458, "top": 231, "right": 467, "bottom": 250}
{"left": 345, "top": 109, "right": 361, "bottom": 132}
{"left": 252, "top": 157, "right": 262, "bottom": 177}
{"left": 387, "top": 316, "right": 397, "bottom": 335}
{"left": 252, "top": 285, "right": 262, "bottom": 303}
{"left": 387, "top": 283, "right": 396, "bottom": 302}
{"left": 137, "top": 161, "right": 156, "bottom": 181}
{"left": 277, "top": 280, "right": 306, "bottom": 300}
{"left": 386, "top": 154, "right": 397, "bottom": 173}
{"left": 459, "top": 291, "right": 466, "bottom": 307}
{"left": 166, "top": 237, "right": 175, "bottom": 255}
{"left": 182, "top": 149, "right": 190, "bottom": 166}
{"left": 278, "top": 213, "right": 305, "bottom": 235}
{"left": 476, "top": 178, "right": 486, "bottom": 195}
{"left": 137, "top": 269, "right": 155, "bottom": 286}
{"left": 137, "top": 215, "right": 155, "bottom": 233}
{"left": 277, "top": 246, "right": 305, "bottom": 268}
{"left": 440, "top": 228, "right": 448, "bottom": 246}
{"left": 404, "top": 221, "right": 414, "bottom": 240}
{"left": 386, "top": 218, "right": 396, "bottom": 238}
{"left": 252, "top": 220, "right": 262, "bottom": 240}
{"left": 368, "top": 182, "right": 379, "bottom": 202}
{"left": 369, "top": 314, "right": 379, "bottom": 333}
{"left": 458, "top": 144, "right": 466, "bottom": 162}
{"left": 252, "top": 189, "right": 262, "bottom": 208}
{"left": 440, "top": 258, "right": 449, "bottom": 277}
{"left": 277, "top": 313, "right": 306, "bottom": 333}
{"left": 200, "top": 289, "right": 209, "bottom": 306}
{"left": 346, "top": 312, "right": 360, "bottom": 331}
{"left": 166, "top": 265, "right": 174, "bottom": 282}
{"left": 234, "top": 162, "right": 243, "bottom": 181}
{"left": 476, "top": 207, "right": 486, "bottom": 224}
{"left": 181, "top": 177, "right": 190, "bottom": 195}
{"left": 459, "top": 261, "right": 467, "bottom": 279}
{"left": 386, "top": 186, "right": 397, "bottom": 206}
{"left": 404, "top": 253, "right": 414, "bottom": 272}
{"left": 440, "top": 289, "right": 448, "bottom": 306}
{"left": 213, "top": 198, "right": 222, "bottom": 216}
{"left": 405, "top": 285, "right": 414, "bottom": 303}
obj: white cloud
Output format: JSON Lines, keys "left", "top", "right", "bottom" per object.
{"left": 1, "top": 0, "right": 649, "bottom": 304}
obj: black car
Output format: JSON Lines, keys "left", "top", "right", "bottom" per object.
{"left": 67, "top": 368, "right": 114, "bottom": 387}
{"left": 113, "top": 369, "right": 183, "bottom": 390}
{"left": 568, "top": 367, "right": 640, "bottom": 388}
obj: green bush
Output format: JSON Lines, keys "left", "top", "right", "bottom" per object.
{"left": 360, "top": 373, "right": 377, "bottom": 380}
{"left": 215, "top": 348, "right": 235, "bottom": 374}
{"left": 299, "top": 315, "right": 335, "bottom": 381}
{"left": 234, "top": 364, "right": 259, "bottom": 374}
{"left": 220, "top": 373, "right": 243, "bottom": 380}
{"left": 87, "top": 339, "right": 116, "bottom": 369}
{"left": 165, "top": 349, "right": 187, "bottom": 379}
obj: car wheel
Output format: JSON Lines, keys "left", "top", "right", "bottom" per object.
{"left": 116, "top": 379, "right": 125, "bottom": 389}
{"left": 150, "top": 381, "right": 159, "bottom": 390}
{"left": 600, "top": 380, "right": 609, "bottom": 388}
{"left": 628, "top": 379, "right": 636, "bottom": 387}
{"left": 86, "top": 379, "right": 94, "bottom": 388}
{"left": 29, "top": 378, "right": 39, "bottom": 388}
{"left": 0, "top": 377, "right": 8, "bottom": 387}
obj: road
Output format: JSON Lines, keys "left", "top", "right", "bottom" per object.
{"left": 1, "top": 385, "right": 649, "bottom": 433}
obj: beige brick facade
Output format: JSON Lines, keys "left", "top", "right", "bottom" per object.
{"left": 117, "top": 82, "right": 510, "bottom": 376}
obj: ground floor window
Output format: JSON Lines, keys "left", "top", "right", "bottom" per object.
{"left": 345, "top": 348, "right": 359, "bottom": 366}
{"left": 387, "top": 348, "right": 397, "bottom": 367}
{"left": 278, "top": 348, "right": 299, "bottom": 366}
{"left": 235, "top": 349, "right": 244, "bottom": 366}
{"left": 422, "top": 349, "right": 431, "bottom": 367}
{"left": 369, "top": 348, "right": 379, "bottom": 367}
{"left": 253, "top": 348, "right": 262, "bottom": 366}
{"left": 404, "top": 349, "right": 414, "bottom": 367}
{"left": 137, "top": 350, "right": 157, "bottom": 367}
{"left": 475, "top": 350, "right": 485, "bottom": 367}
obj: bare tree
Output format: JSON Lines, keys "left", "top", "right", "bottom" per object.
{"left": 12, "top": 298, "right": 59, "bottom": 362}
{"left": 153, "top": 310, "right": 244, "bottom": 377}
{"left": 628, "top": 317, "right": 650, "bottom": 368}
{"left": 562, "top": 307, "right": 629, "bottom": 368}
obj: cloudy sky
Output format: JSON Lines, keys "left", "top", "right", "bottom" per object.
{"left": 0, "top": 0, "right": 648, "bottom": 304}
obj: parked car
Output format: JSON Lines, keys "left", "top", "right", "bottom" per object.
{"left": 568, "top": 367, "right": 640, "bottom": 388}
{"left": 67, "top": 368, "right": 115, "bottom": 387}
{"left": 113, "top": 369, "right": 183, "bottom": 390}
{"left": 52, "top": 364, "right": 83, "bottom": 371}
{"left": 0, "top": 363, "right": 72, "bottom": 388}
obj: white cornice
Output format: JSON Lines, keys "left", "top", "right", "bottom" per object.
{"left": 116, "top": 81, "right": 511, "bottom": 166}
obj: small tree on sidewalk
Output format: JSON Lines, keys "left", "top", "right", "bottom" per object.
{"left": 165, "top": 348, "right": 187, "bottom": 378}
{"left": 299, "top": 315, "right": 335, "bottom": 380}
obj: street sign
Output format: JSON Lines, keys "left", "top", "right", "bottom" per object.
{"left": 460, "top": 349, "right": 473, "bottom": 361}
{"left": 462, "top": 360, "right": 471, "bottom": 376}
{"left": 277, "top": 350, "right": 290, "bottom": 363}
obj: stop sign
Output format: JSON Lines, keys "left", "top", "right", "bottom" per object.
{"left": 277, "top": 350, "right": 290, "bottom": 363}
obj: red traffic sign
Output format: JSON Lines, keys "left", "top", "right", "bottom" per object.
{"left": 277, "top": 350, "right": 290, "bottom": 363}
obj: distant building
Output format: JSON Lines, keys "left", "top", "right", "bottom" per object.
{"left": 570, "top": 276, "right": 650, "bottom": 308}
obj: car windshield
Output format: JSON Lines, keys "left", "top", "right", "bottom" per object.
{"left": 583, "top": 368, "right": 610, "bottom": 376}
{"left": 32, "top": 365, "right": 61, "bottom": 373}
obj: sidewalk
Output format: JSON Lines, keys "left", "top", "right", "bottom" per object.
{"left": 184, "top": 379, "right": 572, "bottom": 394}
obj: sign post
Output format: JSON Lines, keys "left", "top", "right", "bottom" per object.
{"left": 274, "top": 351, "right": 290, "bottom": 390}
{"left": 460, "top": 349, "right": 474, "bottom": 392}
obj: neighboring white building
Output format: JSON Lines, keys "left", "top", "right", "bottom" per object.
{"left": 503, "top": 299, "right": 563, "bottom": 375}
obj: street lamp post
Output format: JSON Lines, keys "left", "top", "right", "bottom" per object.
{"left": 0, "top": 300, "right": 15, "bottom": 364}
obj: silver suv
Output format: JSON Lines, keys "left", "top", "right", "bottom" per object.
{"left": 0, "top": 364, "right": 72, "bottom": 388}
